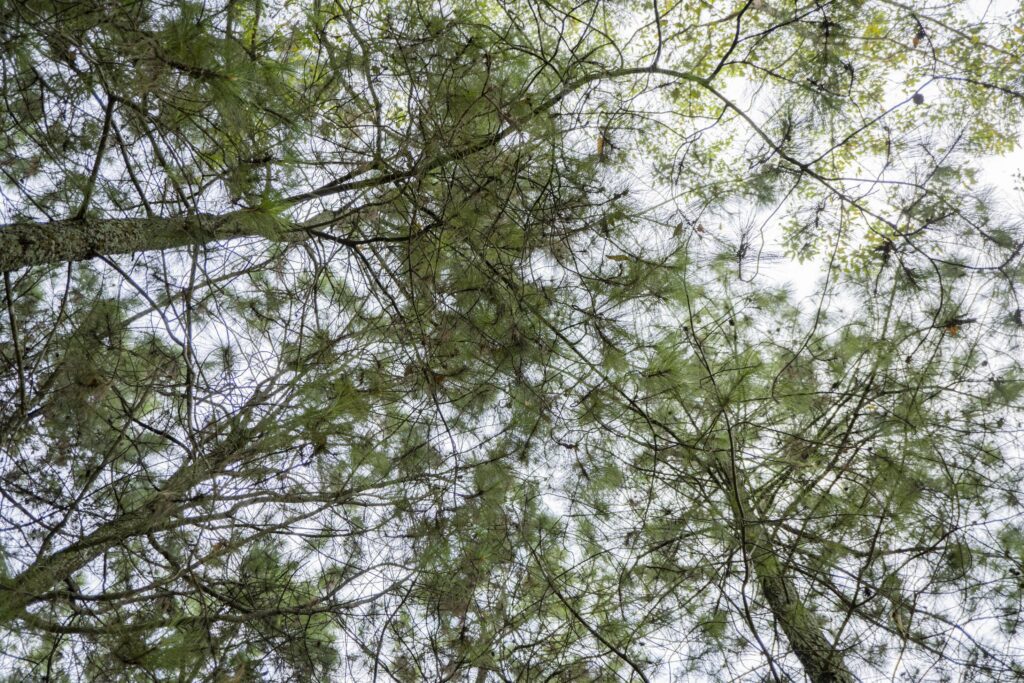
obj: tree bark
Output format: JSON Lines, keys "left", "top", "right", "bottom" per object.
{"left": 0, "top": 212, "right": 274, "bottom": 273}
{"left": 748, "top": 529, "right": 855, "bottom": 683}
{"left": 720, "top": 461, "right": 856, "bottom": 683}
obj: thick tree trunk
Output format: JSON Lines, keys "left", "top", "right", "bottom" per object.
{"left": 720, "top": 462, "right": 855, "bottom": 683}
{"left": 0, "top": 212, "right": 275, "bottom": 272}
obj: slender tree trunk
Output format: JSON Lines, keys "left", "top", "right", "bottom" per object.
{"left": 719, "top": 461, "right": 855, "bottom": 683}
{"left": 0, "top": 506, "right": 162, "bottom": 623}
{"left": 0, "top": 427, "right": 246, "bottom": 624}
{"left": 0, "top": 212, "right": 278, "bottom": 272}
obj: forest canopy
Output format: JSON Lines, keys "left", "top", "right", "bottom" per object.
{"left": 1, "top": 0, "right": 1023, "bottom": 680}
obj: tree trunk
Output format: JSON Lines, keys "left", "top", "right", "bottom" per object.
{"left": 0, "top": 507, "right": 159, "bottom": 623}
{"left": 0, "top": 212, "right": 277, "bottom": 272}
{"left": 748, "top": 530, "right": 855, "bottom": 683}
{"left": 0, "top": 427, "right": 247, "bottom": 623}
{"left": 720, "top": 462, "right": 855, "bottom": 683}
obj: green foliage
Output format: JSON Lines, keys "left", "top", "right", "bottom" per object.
{"left": 0, "top": 0, "right": 1022, "bottom": 681}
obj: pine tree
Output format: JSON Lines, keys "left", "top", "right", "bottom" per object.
{"left": 1, "top": 1, "right": 1022, "bottom": 680}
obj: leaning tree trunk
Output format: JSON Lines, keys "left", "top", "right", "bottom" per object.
{"left": 0, "top": 422, "right": 258, "bottom": 624}
{"left": 0, "top": 212, "right": 279, "bottom": 273}
{"left": 0, "top": 67, "right": 668, "bottom": 275}
{"left": 719, "top": 460, "right": 856, "bottom": 683}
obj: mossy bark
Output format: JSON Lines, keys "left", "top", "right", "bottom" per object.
{"left": 0, "top": 212, "right": 286, "bottom": 272}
